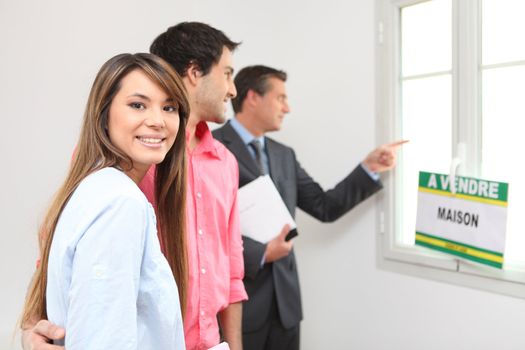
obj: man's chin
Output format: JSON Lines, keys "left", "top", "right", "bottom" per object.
{"left": 207, "top": 113, "right": 227, "bottom": 125}
{"left": 272, "top": 123, "right": 283, "bottom": 132}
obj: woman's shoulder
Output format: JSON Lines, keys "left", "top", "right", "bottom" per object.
{"left": 54, "top": 167, "right": 155, "bottom": 247}
{"left": 71, "top": 167, "right": 149, "bottom": 212}
{"left": 81, "top": 167, "right": 140, "bottom": 192}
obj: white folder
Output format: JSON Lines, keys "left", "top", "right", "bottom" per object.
{"left": 238, "top": 175, "right": 297, "bottom": 243}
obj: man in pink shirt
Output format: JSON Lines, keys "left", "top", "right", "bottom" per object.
{"left": 22, "top": 22, "right": 247, "bottom": 350}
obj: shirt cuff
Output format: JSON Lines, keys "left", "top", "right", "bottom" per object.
{"left": 229, "top": 278, "right": 248, "bottom": 303}
{"left": 360, "top": 163, "right": 380, "bottom": 182}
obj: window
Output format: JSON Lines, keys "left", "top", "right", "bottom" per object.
{"left": 376, "top": 0, "right": 525, "bottom": 297}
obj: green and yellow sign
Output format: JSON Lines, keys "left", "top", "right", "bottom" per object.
{"left": 415, "top": 171, "right": 508, "bottom": 268}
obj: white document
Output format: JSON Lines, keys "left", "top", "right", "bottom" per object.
{"left": 238, "top": 175, "right": 297, "bottom": 243}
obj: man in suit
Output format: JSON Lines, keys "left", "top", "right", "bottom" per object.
{"left": 213, "top": 65, "right": 405, "bottom": 350}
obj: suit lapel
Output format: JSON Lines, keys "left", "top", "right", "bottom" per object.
{"left": 220, "top": 122, "right": 262, "bottom": 178}
{"left": 266, "top": 138, "right": 283, "bottom": 184}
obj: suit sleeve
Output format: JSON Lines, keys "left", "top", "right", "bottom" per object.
{"left": 65, "top": 195, "right": 146, "bottom": 349}
{"left": 295, "top": 150, "right": 383, "bottom": 222}
{"left": 242, "top": 236, "right": 266, "bottom": 280}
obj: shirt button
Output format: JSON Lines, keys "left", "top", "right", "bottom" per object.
{"left": 201, "top": 311, "right": 205, "bottom": 316}
{"left": 198, "top": 229, "right": 203, "bottom": 235}
{"left": 197, "top": 192, "right": 202, "bottom": 198}
{"left": 201, "top": 268, "right": 206, "bottom": 274}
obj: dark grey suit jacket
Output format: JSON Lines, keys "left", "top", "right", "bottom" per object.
{"left": 213, "top": 121, "right": 383, "bottom": 332}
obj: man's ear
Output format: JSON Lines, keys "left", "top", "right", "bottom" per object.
{"left": 246, "top": 89, "right": 260, "bottom": 107}
{"left": 186, "top": 64, "right": 202, "bottom": 86}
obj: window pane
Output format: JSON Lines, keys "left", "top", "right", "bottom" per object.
{"left": 482, "top": 0, "right": 525, "bottom": 65}
{"left": 401, "top": 0, "right": 452, "bottom": 77}
{"left": 399, "top": 75, "right": 452, "bottom": 245}
{"left": 482, "top": 65, "right": 525, "bottom": 267}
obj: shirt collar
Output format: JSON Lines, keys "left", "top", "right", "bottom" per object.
{"left": 229, "top": 117, "right": 266, "bottom": 150}
{"left": 186, "top": 121, "right": 221, "bottom": 159}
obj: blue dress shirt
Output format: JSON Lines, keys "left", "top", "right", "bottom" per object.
{"left": 229, "top": 117, "right": 270, "bottom": 174}
{"left": 46, "top": 167, "right": 185, "bottom": 349}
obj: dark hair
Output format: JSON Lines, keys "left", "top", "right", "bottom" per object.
{"left": 150, "top": 22, "right": 240, "bottom": 77}
{"left": 231, "top": 65, "right": 287, "bottom": 113}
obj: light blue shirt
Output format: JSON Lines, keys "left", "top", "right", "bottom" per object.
{"left": 229, "top": 117, "right": 269, "bottom": 174}
{"left": 46, "top": 167, "right": 185, "bottom": 350}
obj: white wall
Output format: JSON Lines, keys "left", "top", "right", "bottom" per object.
{"left": 1, "top": 0, "right": 524, "bottom": 349}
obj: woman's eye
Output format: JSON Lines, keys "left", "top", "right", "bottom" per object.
{"left": 164, "top": 105, "right": 178, "bottom": 113}
{"left": 129, "top": 102, "right": 145, "bottom": 110}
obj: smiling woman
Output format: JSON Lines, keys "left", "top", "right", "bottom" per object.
{"left": 107, "top": 69, "right": 182, "bottom": 183}
{"left": 20, "top": 53, "right": 189, "bottom": 349}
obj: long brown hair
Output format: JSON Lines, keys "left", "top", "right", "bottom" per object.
{"left": 21, "top": 53, "right": 189, "bottom": 326}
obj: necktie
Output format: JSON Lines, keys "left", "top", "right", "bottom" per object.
{"left": 249, "top": 139, "right": 266, "bottom": 175}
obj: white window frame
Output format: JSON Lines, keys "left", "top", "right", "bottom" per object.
{"left": 375, "top": 0, "right": 525, "bottom": 298}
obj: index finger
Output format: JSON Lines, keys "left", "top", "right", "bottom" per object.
{"left": 280, "top": 224, "right": 291, "bottom": 237}
{"left": 386, "top": 139, "right": 409, "bottom": 148}
{"left": 34, "top": 320, "right": 65, "bottom": 340}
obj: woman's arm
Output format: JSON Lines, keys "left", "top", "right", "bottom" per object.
{"left": 62, "top": 195, "right": 147, "bottom": 349}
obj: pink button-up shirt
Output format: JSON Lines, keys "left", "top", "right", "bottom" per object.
{"left": 139, "top": 122, "right": 247, "bottom": 350}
